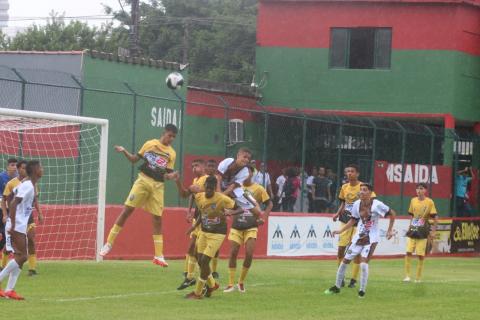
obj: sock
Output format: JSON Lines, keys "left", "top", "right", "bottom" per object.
{"left": 28, "top": 254, "right": 37, "bottom": 271}
{"left": 239, "top": 266, "right": 249, "bottom": 284}
{"left": 337, "top": 257, "right": 342, "bottom": 267}
{"left": 6, "top": 266, "right": 21, "bottom": 291}
{"left": 335, "top": 262, "right": 348, "bottom": 288}
{"left": 207, "top": 274, "right": 216, "bottom": 288}
{"left": 352, "top": 262, "right": 360, "bottom": 281}
{"left": 187, "top": 256, "right": 197, "bottom": 280}
{"left": 416, "top": 259, "right": 425, "bottom": 280}
{"left": 107, "top": 224, "right": 122, "bottom": 246}
{"left": 194, "top": 278, "right": 206, "bottom": 296}
{"left": 211, "top": 257, "right": 218, "bottom": 273}
{"left": 0, "top": 259, "right": 19, "bottom": 282}
{"left": 152, "top": 235, "right": 163, "bottom": 257}
{"left": 1, "top": 252, "right": 9, "bottom": 268}
{"left": 183, "top": 254, "right": 189, "bottom": 274}
{"left": 360, "top": 262, "right": 369, "bottom": 292}
{"left": 405, "top": 255, "right": 412, "bottom": 278}
{"left": 228, "top": 268, "right": 236, "bottom": 286}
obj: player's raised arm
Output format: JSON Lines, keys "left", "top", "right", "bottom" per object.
{"left": 114, "top": 145, "right": 141, "bottom": 163}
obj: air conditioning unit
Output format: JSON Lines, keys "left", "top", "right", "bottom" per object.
{"left": 228, "top": 119, "right": 244, "bottom": 145}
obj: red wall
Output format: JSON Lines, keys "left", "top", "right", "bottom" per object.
{"left": 257, "top": 1, "right": 480, "bottom": 55}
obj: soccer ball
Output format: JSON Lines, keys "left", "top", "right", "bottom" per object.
{"left": 166, "top": 72, "right": 184, "bottom": 90}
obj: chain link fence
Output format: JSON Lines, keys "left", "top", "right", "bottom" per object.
{"left": 0, "top": 65, "right": 478, "bottom": 217}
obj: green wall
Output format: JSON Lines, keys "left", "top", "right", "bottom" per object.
{"left": 256, "top": 48, "right": 480, "bottom": 121}
{"left": 82, "top": 56, "right": 186, "bottom": 206}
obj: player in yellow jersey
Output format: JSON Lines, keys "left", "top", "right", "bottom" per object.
{"left": 333, "top": 164, "right": 375, "bottom": 288}
{"left": 100, "top": 124, "right": 178, "bottom": 267}
{"left": 1, "top": 160, "right": 43, "bottom": 275}
{"left": 174, "top": 159, "right": 208, "bottom": 290}
{"left": 224, "top": 165, "right": 272, "bottom": 293}
{"left": 403, "top": 183, "right": 438, "bottom": 283}
{"left": 185, "top": 176, "right": 242, "bottom": 299}
{"left": 205, "top": 159, "right": 221, "bottom": 278}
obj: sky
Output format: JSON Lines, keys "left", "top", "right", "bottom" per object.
{"left": 3, "top": 0, "right": 122, "bottom": 35}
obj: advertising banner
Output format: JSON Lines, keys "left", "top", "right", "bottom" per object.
{"left": 450, "top": 220, "right": 480, "bottom": 253}
{"left": 267, "top": 216, "right": 410, "bottom": 257}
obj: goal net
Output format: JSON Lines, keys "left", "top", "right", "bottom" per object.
{"left": 0, "top": 108, "right": 108, "bottom": 261}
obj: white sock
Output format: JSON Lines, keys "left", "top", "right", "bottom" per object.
{"left": 360, "top": 262, "right": 369, "bottom": 292}
{"left": 0, "top": 259, "right": 19, "bottom": 282}
{"left": 335, "top": 262, "right": 348, "bottom": 288}
{"left": 6, "top": 266, "right": 21, "bottom": 291}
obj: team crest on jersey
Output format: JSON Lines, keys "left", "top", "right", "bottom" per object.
{"left": 129, "top": 194, "right": 135, "bottom": 201}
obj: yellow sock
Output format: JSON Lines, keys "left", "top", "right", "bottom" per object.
{"left": 183, "top": 254, "right": 189, "bottom": 274}
{"left": 1, "top": 252, "right": 9, "bottom": 268}
{"left": 152, "top": 235, "right": 163, "bottom": 257}
{"left": 194, "top": 278, "right": 206, "bottom": 296}
{"left": 405, "top": 255, "right": 412, "bottom": 278}
{"left": 239, "top": 267, "right": 249, "bottom": 284}
{"left": 107, "top": 224, "right": 122, "bottom": 246}
{"left": 416, "top": 259, "right": 425, "bottom": 280}
{"left": 352, "top": 262, "right": 360, "bottom": 281}
{"left": 228, "top": 267, "right": 236, "bottom": 286}
{"left": 28, "top": 254, "right": 37, "bottom": 271}
{"left": 207, "top": 274, "right": 216, "bottom": 288}
{"left": 187, "top": 255, "right": 197, "bottom": 279}
{"left": 211, "top": 257, "right": 218, "bottom": 273}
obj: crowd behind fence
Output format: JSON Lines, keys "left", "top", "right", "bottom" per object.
{"left": 0, "top": 65, "right": 478, "bottom": 217}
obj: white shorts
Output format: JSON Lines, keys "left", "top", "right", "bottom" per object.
{"left": 344, "top": 243, "right": 376, "bottom": 260}
{"left": 4, "top": 219, "right": 13, "bottom": 253}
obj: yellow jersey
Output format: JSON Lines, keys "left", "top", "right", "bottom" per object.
{"left": 137, "top": 139, "right": 176, "bottom": 182}
{"left": 244, "top": 183, "right": 270, "bottom": 205}
{"left": 3, "top": 177, "right": 21, "bottom": 199}
{"left": 192, "top": 174, "right": 208, "bottom": 191}
{"left": 407, "top": 197, "right": 437, "bottom": 239}
{"left": 194, "top": 192, "right": 235, "bottom": 234}
{"left": 338, "top": 181, "right": 376, "bottom": 223}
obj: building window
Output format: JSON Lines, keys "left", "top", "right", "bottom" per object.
{"left": 329, "top": 27, "right": 392, "bottom": 69}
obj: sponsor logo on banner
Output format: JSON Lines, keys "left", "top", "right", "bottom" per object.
{"left": 431, "top": 220, "right": 452, "bottom": 254}
{"left": 289, "top": 225, "right": 301, "bottom": 249}
{"left": 306, "top": 225, "right": 318, "bottom": 249}
{"left": 267, "top": 216, "right": 411, "bottom": 257}
{"left": 450, "top": 220, "right": 480, "bottom": 253}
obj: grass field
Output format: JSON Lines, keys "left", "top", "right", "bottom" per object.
{"left": 2, "top": 257, "right": 479, "bottom": 320}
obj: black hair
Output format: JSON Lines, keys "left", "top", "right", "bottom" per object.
{"left": 416, "top": 183, "right": 428, "bottom": 189}
{"left": 26, "top": 160, "right": 41, "bottom": 177}
{"left": 238, "top": 147, "right": 252, "bottom": 156}
{"left": 192, "top": 159, "right": 206, "bottom": 165}
{"left": 164, "top": 124, "right": 178, "bottom": 134}
{"left": 347, "top": 164, "right": 360, "bottom": 173}
{"left": 360, "top": 183, "right": 373, "bottom": 191}
{"left": 16, "top": 160, "right": 27, "bottom": 169}
{"left": 7, "top": 158, "right": 17, "bottom": 164}
{"left": 205, "top": 175, "right": 217, "bottom": 188}
{"left": 207, "top": 159, "right": 217, "bottom": 165}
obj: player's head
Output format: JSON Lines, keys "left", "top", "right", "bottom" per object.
{"left": 236, "top": 148, "right": 252, "bottom": 167}
{"left": 204, "top": 175, "right": 217, "bottom": 198}
{"left": 26, "top": 160, "right": 43, "bottom": 179}
{"left": 318, "top": 167, "right": 326, "bottom": 176}
{"left": 206, "top": 159, "right": 217, "bottom": 175}
{"left": 161, "top": 124, "right": 178, "bottom": 145}
{"left": 6, "top": 158, "right": 17, "bottom": 175}
{"left": 311, "top": 167, "right": 318, "bottom": 176}
{"left": 191, "top": 159, "right": 205, "bottom": 176}
{"left": 345, "top": 164, "right": 360, "bottom": 182}
{"left": 359, "top": 183, "right": 373, "bottom": 200}
{"left": 16, "top": 160, "right": 27, "bottom": 179}
{"left": 416, "top": 183, "right": 428, "bottom": 197}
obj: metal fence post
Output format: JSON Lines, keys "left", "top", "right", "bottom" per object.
{"left": 394, "top": 121, "right": 407, "bottom": 214}
{"left": 366, "top": 118, "right": 377, "bottom": 185}
{"left": 71, "top": 76, "right": 85, "bottom": 116}
{"left": 300, "top": 114, "right": 308, "bottom": 212}
{"left": 423, "top": 125, "right": 435, "bottom": 197}
{"left": 124, "top": 82, "right": 137, "bottom": 186}
{"left": 11, "top": 68, "right": 26, "bottom": 110}
{"left": 171, "top": 89, "right": 185, "bottom": 206}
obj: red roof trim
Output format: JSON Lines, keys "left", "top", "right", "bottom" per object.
{"left": 260, "top": 0, "right": 480, "bottom": 7}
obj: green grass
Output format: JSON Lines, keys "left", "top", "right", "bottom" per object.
{"left": 2, "top": 258, "right": 479, "bottom": 320}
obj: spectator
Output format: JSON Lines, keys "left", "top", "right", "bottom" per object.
{"left": 326, "top": 168, "right": 338, "bottom": 212}
{"left": 306, "top": 167, "right": 318, "bottom": 213}
{"left": 283, "top": 167, "right": 301, "bottom": 212}
{"left": 455, "top": 166, "right": 473, "bottom": 217}
{"left": 274, "top": 168, "right": 287, "bottom": 211}
{"left": 312, "top": 167, "right": 332, "bottom": 213}
{"left": 252, "top": 161, "right": 273, "bottom": 198}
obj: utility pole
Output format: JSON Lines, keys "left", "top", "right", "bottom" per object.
{"left": 182, "top": 18, "right": 190, "bottom": 64}
{"left": 129, "top": 0, "right": 140, "bottom": 57}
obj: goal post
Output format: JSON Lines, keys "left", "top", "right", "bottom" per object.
{"left": 0, "top": 108, "right": 108, "bottom": 261}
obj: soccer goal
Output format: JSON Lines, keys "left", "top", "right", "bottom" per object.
{"left": 0, "top": 108, "right": 108, "bottom": 261}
